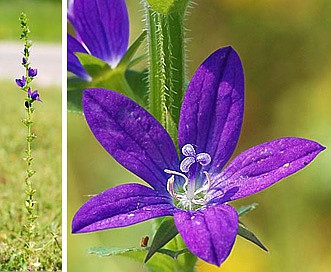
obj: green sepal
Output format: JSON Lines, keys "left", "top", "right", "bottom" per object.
{"left": 75, "top": 53, "right": 111, "bottom": 79}
{"left": 67, "top": 69, "right": 147, "bottom": 113}
{"left": 118, "top": 31, "right": 147, "bottom": 69}
{"left": 68, "top": 32, "right": 147, "bottom": 113}
{"left": 125, "top": 69, "right": 148, "bottom": 108}
{"left": 145, "top": 216, "right": 179, "bottom": 263}
{"left": 238, "top": 221, "right": 268, "bottom": 252}
{"left": 237, "top": 203, "right": 258, "bottom": 217}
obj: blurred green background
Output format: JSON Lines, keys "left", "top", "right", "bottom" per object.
{"left": 68, "top": 0, "right": 331, "bottom": 271}
{"left": 0, "top": 0, "right": 61, "bottom": 270}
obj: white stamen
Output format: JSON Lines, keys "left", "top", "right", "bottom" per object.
{"left": 164, "top": 169, "right": 211, "bottom": 210}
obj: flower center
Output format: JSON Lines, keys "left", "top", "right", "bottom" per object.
{"left": 165, "top": 144, "right": 212, "bottom": 210}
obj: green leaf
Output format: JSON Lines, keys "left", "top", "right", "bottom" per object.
{"left": 145, "top": 217, "right": 179, "bottom": 263}
{"left": 88, "top": 246, "right": 178, "bottom": 272}
{"left": 88, "top": 246, "right": 146, "bottom": 257}
{"left": 238, "top": 222, "right": 268, "bottom": 252}
{"left": 125, "top": 70, "right": 148, "bottom": 107}
{"left": 118, "top": 31, "right": 147, "bottom": 69}
{"left": 67, "top": 76, "right": 89, "bottom": 91}
{"left": 67, "top": 89, "right": 83, "bottom": 114}
{"left": 157, "top": 248, "right": 190, "bottom": 259}
{"left": 237, "top": 203, "right": 258, "bottom": 217}
{"left": 75, "top": 53, "right": 111, "bottom": 79}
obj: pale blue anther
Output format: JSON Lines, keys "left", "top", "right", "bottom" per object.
{"left": 180, "top": 144, "right": 211, "bottom": 173}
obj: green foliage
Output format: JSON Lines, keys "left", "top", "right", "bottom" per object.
{"left": 88, "top": 246, "right": 185, "bottom": 272}
{"left": 238, "top": 222, "right": 268, "bottom": 252}
{"left": 145, "top": 217, "right": 179, "bottom": 262}
{"left": 237, "top": 203, "right": 258, "bottom": 217}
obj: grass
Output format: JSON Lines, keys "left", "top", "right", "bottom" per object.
{"left": 0, "top": 80, "right": 62, "bottom": 271}
{"left": 0, "top": 0, "right": 61, "bottom": 42}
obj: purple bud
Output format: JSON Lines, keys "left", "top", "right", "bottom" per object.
{"left": 22, "top": 57, "right": 27, "bottom": 65}
{"left": 28, "top": 67, "right": 38, "bottom": 77}
{"left": 28, "top": 88, "right": 42, "bottom": 102}
{"left": 15, "top": 76, "right": 26, "bottom": 88}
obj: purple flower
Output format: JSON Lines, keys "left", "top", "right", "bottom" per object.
{"left": 67, "top": 0, "right": 129, "bottom": 80}
{"left": 15, "top": 76, "right": 26, "bottom": 88}
{"left": 72, "top": 47, "right": 325, "bottom": 266}
{"left": 28, "top": 67, "right": 38, "bottom": 77}
{"left": 28, "top": 88, "right": 42, "bottom": 102}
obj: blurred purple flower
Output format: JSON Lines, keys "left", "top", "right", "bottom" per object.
{"left": 15, "top": 76, "right": 26, "bottom": 88}
{"left": 67, "top": 0, "right": 129, "bottom": 80}
{"left": 28, "top": 67, "right": 38, "bottom": 77}
{"left": 72, "top": 47, "right": 325, "bottom": 266}
{"left": 28, "top": 88, "right": 42, "bottom": 102}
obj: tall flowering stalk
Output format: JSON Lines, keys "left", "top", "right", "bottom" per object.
{"left": 16, "top": 12, "right": 42, "bottom": 266}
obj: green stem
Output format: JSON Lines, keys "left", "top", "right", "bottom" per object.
{"left": 144, "top": 1, "right": 198, "bottom": 271}
{"left": 20, "top": 12, "right": 38, "bottom": 265}
{"left": 24, "top": 101, "right": 38, "bottom": 261}
{"left": 145, "top": 1, "right": 189, "bottom": 145}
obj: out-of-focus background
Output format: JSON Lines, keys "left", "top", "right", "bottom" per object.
{"left": 0, "top": 0, "right": 62, "bottom": 270}
{"left": 68, "top": 0, "right": 331, "bottom": 271}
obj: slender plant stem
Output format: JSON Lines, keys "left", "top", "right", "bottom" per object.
{"left": 19, "top": 12, "right": 39, "bottom": 265}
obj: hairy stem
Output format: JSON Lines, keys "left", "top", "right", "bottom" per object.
{"left": 144, "top": 1, "right": 189, "bottom": 146}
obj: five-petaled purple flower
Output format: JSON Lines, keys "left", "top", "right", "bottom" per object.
{"left": 72, "top": 46, "right": 324, "bottom": 266}
{"left": 67, "top": 0, "right": 129, "bottom": 80}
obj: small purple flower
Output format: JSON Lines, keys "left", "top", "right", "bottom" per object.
{"left": 67, "top": 0, "right": 129, "bottom": 80}
{"left": 15, "top": 76, "right": 26, "bottom": 88}
{"left": 28, "top": 67, "right": 38, "bottom": 77}
{"left": 28, "top": 88, "right": 42, "bottom": 102}
{"left": 72, "top": 47, "right": 325, "bottom": 266}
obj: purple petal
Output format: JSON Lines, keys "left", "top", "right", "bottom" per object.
{"left": 73, "top": 0, "right": 129, "bottom": 67}
{"left": 28, "top": 67, "right": 38, "bottom": 77}
{"left": 209, "top": 137, "right": 325, "bottom": 203}
{"left": 30, "top": 90, "right": 42, "bottom": 102}
{"left": 174, "top": 204, "right": 238, "bottom": 266}
{"left": 72, "top": 183, "right": 176, "bottom": 233}
{"left": 67, "top": 34, "right": 91, "bottom": 80}
{"left": 15, "top": 76, "right": 26, "bottom": 88}
{"left": 178, "top": 46, "right": 244, "bottom": 173}
{"left": 83, "top": 89, "right": 179, "bottom": 193}
{"left": 67, "top": 0, "right": 75, "bottom": 26}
